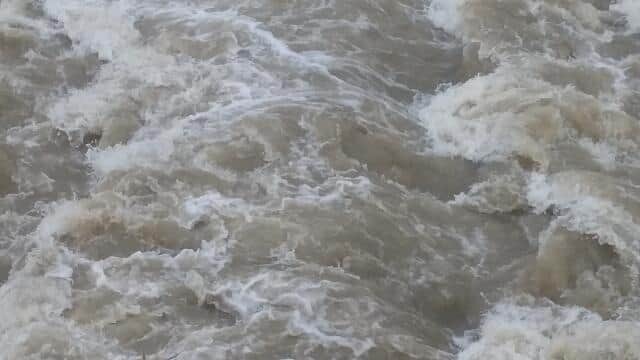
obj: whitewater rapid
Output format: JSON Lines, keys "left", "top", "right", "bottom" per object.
{"left": 0, "top": 0, "right": 639, "bottom": 359}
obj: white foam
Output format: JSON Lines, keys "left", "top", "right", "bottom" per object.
{"left": 164, "top": 269, "right": 383, "bottom": 358}
{"left": 577, "top": 139, "right": 618, "bottom": 171}
{"left": 43, "top": 0, "right": 140, "bottom": 61}
{"left": 418, "top": 69, "right": 560, "bottom": 167}
{"left": 526, "top": 171, "right": 640, "bottom": 264}
{"left": 459, "top": 298, "right": 640, "bottom": 360}
{"left": 612, "top": 0, "right": 640, "bottom": 33}
{"left": 86, "top": 135, "right": 176, "bottom": 176}
{"left": 427, "top": 0, "right": 463, "bottom": 36}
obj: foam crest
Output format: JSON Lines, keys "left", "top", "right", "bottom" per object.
{"left": 612, "top": 0, "right": 640, "bottom": 33}
{"left": 459, "top": 297, "right": 640, "bottom": 360}
{"left": 43, "top": 0, "right": 140, "bottom": 61}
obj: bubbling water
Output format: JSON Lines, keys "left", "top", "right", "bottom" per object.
{"left": 0, "top": 0, "right": 638, "bottom": 358}
{"left": 425, "top": 0, "right": 640, "bottom": 358}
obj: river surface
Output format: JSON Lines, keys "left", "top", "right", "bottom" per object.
{"left": 1, "top": 0, "right": 640, "bottom": 359}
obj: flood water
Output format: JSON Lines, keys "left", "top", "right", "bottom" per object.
{"left": 1, "top": 0, "right": 640, "bottom": 359}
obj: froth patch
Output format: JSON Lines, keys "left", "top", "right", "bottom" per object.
{"left": 427, "top": 0, "right": 463, "bottom": 36}
{"left": 419, "top": 67, "right": 640, "bottom": 170}
{"left": 519, "top": 170, "right": 640, "bottom": 316}
{"left": 43, "top": 0, "right": 140, "bottom": 61}
{"left": 458, "top": 297, "right": 640, "bottom": 360}
{"left": 612, "top": 0, "right": 640, "bottom": 33}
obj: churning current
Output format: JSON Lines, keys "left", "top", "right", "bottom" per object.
{"left": 1, "top": 0, "right": 640, "bottom": 359}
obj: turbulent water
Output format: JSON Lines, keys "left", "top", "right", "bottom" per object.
{"left": 1, "top": 0, "right": 640, "bottom": 358}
